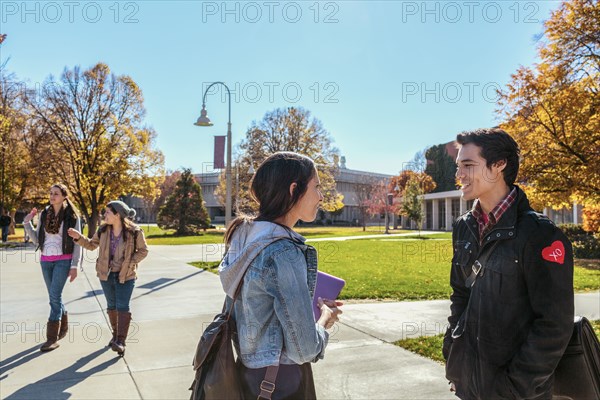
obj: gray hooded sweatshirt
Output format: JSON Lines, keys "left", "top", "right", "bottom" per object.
{"left": 218, "top": 220, "right": 305, "bottom": 298}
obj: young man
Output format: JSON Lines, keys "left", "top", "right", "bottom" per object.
{"left": 444, "top": 128, "right": 574, "bottom": 399}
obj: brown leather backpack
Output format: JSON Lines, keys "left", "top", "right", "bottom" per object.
{"left": 189, "top": 303, "right": 242, "bottom": 400}
{"left": 189, "top": 288, "right": 280, "bottom": 400}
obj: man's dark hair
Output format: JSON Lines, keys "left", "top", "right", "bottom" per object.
{"left": 456, "top": 128, "right": 520, "bottom": 186}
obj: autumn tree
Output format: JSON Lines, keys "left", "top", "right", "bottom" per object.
{"left": 26, "top": 63, "right": 165, "bottom": 235}
{"left": 389, "top": 170, "right": 436, "bottom": 198}
{"left": 152, "top": 170, "right": 182, "bottom": 217}
{"left": 498, "top": 0, "right": 600, "bottom": 207}
{"left": 353, "top": 175, "right": 379, "bottom": 231}
{"left": 582, "top": 205, "right": 600, "bottom": 233}
{"left": 401, "top": 176, "right": 425, "bottom": 236}
{"left": 366, "top": 180, "right": 400, "bottom": 234}
{"left": 0, "top": 67, "right": 27, "bottom": 210}
{"left": 217, "top": 107, "right": 344, "bottom": 215}
{"left": 157, "top": 168, "right": 210, "bottom": 235}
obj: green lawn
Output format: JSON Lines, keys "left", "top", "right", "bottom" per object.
{"left": 296, "top": 226, "right": 411, "bottom": 238}
{"left": 593, "top": 320, "right": 600, "bottom": 338}
{"left": 315, "top": 238, "right": 454, "bottom": 300}
{"left": 574, "top": 266, "right": 600, "bottom": 291}
{"left": 396, "top": 320, "right": 600, "bottom": 364}
{"left": 145, "top": 229, "right": 225, "bottom": 245}
{"left": 394, "top": 334, "right": 446, "bottom": 364}
{"left": 144, "top": 225, "right": 415, "bottom": 245}
{"left": 314, "top": 238, "right": 599, "bottom": 300}
{"left": 4, "top": 224, "right": 413, "bottom": 245}
{"left": 7, "top": 227, "right": 25, "bottom": 241}
{"left": 189, "top": 261, "right": 220, "bottom": 274}
{"left": 187, "top": 236, "right": 598, "bottom": 301}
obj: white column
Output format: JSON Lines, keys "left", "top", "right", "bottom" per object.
{"left": 445, "top": 198, "right": 453, "bottom": 231}
{"left": 421, "top": 200, "right": 426, "bottom": 230}
{"left": 432, "top": 200, "right": 439, "bottom": 231}
{"left": 573, "top": 202, "right": 579, "bottom": 224}
{"left": 460, "top": 197, "right": 466, "bottom": 215}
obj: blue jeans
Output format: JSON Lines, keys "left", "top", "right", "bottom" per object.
{"left": 40, "top": 260, "right": 71, "bottom": 321}
{"left": 1, "top": 226, "right": 9, "bottom": 242}
{"left": 100, "top": 272, "right": 135, "bottom": 312}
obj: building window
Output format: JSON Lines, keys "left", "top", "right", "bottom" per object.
{"left": 426, "top": 200, "right": 433, "bottom": 230}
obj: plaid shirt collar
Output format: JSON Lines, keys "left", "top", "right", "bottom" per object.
{"left": 472, "top": 186, "right": 517, "bottom": 241}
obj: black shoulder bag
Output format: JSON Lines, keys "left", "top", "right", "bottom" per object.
{"left": 553, "top": 316, "right": 600, "bottom": 398}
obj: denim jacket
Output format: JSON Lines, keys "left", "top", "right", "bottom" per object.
{"left": 219, "top": 221, "right": 328, "bottom": 369}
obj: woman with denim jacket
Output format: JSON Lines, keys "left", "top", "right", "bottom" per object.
{"left": 219, "top": 152, "right": 343, "bottom": 399}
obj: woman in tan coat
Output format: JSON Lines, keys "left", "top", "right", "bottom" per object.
{"left": 68, "top": 200, "right": 148, "bottom": 356}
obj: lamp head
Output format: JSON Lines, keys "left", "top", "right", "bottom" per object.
{"left": 194, "top": 104, "right": 213, "bottom": 126}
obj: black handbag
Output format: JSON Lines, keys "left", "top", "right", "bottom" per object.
{"left": 553, "top": 316, "right": 600, "bottom": 400}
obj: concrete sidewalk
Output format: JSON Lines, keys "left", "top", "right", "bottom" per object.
{"left": 1, "top": 244, "right": 598, "bottom": 399}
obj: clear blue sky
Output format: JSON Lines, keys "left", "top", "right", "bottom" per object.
{"left": 1, "top": 0, "right": 559, "bottom": 175}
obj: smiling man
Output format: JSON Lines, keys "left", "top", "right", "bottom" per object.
{"left": 443, "top": 128, "right": 574, "bottom": 400}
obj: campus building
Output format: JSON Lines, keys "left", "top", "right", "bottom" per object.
{"left": 398, "top": 190, "right": 584, "bottom": 231}
{"left": 195, "top": 156, "right": 393, "bottom": 225}
{"left": 125, "top": 152, "right": 582, "bottom": 230}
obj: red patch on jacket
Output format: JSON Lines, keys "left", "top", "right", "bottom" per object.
{"left": 541, "top": 241, "right": 565, "bottom": 265}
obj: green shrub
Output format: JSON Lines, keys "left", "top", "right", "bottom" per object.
{"left": 572, "top": 234, "right": 600, "bottom": 259}
{"left": 559, "top": 224, "right": 600, "bottom": 259}
{"left": 559, "top": 223, "right": 587, "bottom": 238}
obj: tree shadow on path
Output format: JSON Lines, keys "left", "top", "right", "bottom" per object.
{"left": 4, "top": 347, "right": 121, "bottom": 400}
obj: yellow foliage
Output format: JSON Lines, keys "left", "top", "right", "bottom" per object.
{"left": 497, "top": 0, "right": 599, "bottom": 207}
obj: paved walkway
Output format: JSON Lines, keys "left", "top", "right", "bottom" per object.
{"left": 1, "top": 244, "right": 598, "bottom": 399}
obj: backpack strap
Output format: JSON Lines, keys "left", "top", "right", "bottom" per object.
{"left": 465, "top": 240, "right": 501, "bottom": 288}
{"left": 258, "top": 365, "right": 279, "bottom": 400}
{"left": 452, "top": 240, "right": 502, "bottom": 339}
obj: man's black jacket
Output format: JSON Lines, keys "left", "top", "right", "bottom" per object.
{"left": 444, "top": 186, "right": 574, "bottom": 400}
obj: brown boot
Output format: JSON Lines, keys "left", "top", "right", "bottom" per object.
{"left": 40, "top": 320, "right": 61, "bottom": 352}
{"left": 107, "top": 310, "right": 118, "bottom": 347}
{"left": 58, "top": 312, "right": 68, "bottom": 340}
{"left": 111, "top": 311, "right": 131, "bottom": 355}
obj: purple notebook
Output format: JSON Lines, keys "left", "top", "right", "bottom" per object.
{"left": 313, "top": 271, "right": 345, "bottom": 320}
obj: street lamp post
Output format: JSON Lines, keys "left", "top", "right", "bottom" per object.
{"left": 194, "top": 82, "right": 233, "bottom": 227}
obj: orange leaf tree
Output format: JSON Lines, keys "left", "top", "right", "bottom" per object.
{"left": 497, "top": 0, "right": 599, "bottom": 208}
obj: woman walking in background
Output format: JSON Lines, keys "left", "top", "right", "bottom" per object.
{"left": 219, "top": 152, "right": 342, "bottom": 398}
{"left": 23, "top": 183, "right": 82, "bottom": 352}
{"left": 68, "top": 200, "right": 148, "bottom": 356}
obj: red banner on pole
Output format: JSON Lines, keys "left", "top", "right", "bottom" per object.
{"left": 214, "top": 136, "right": 226, "bottom": 169}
